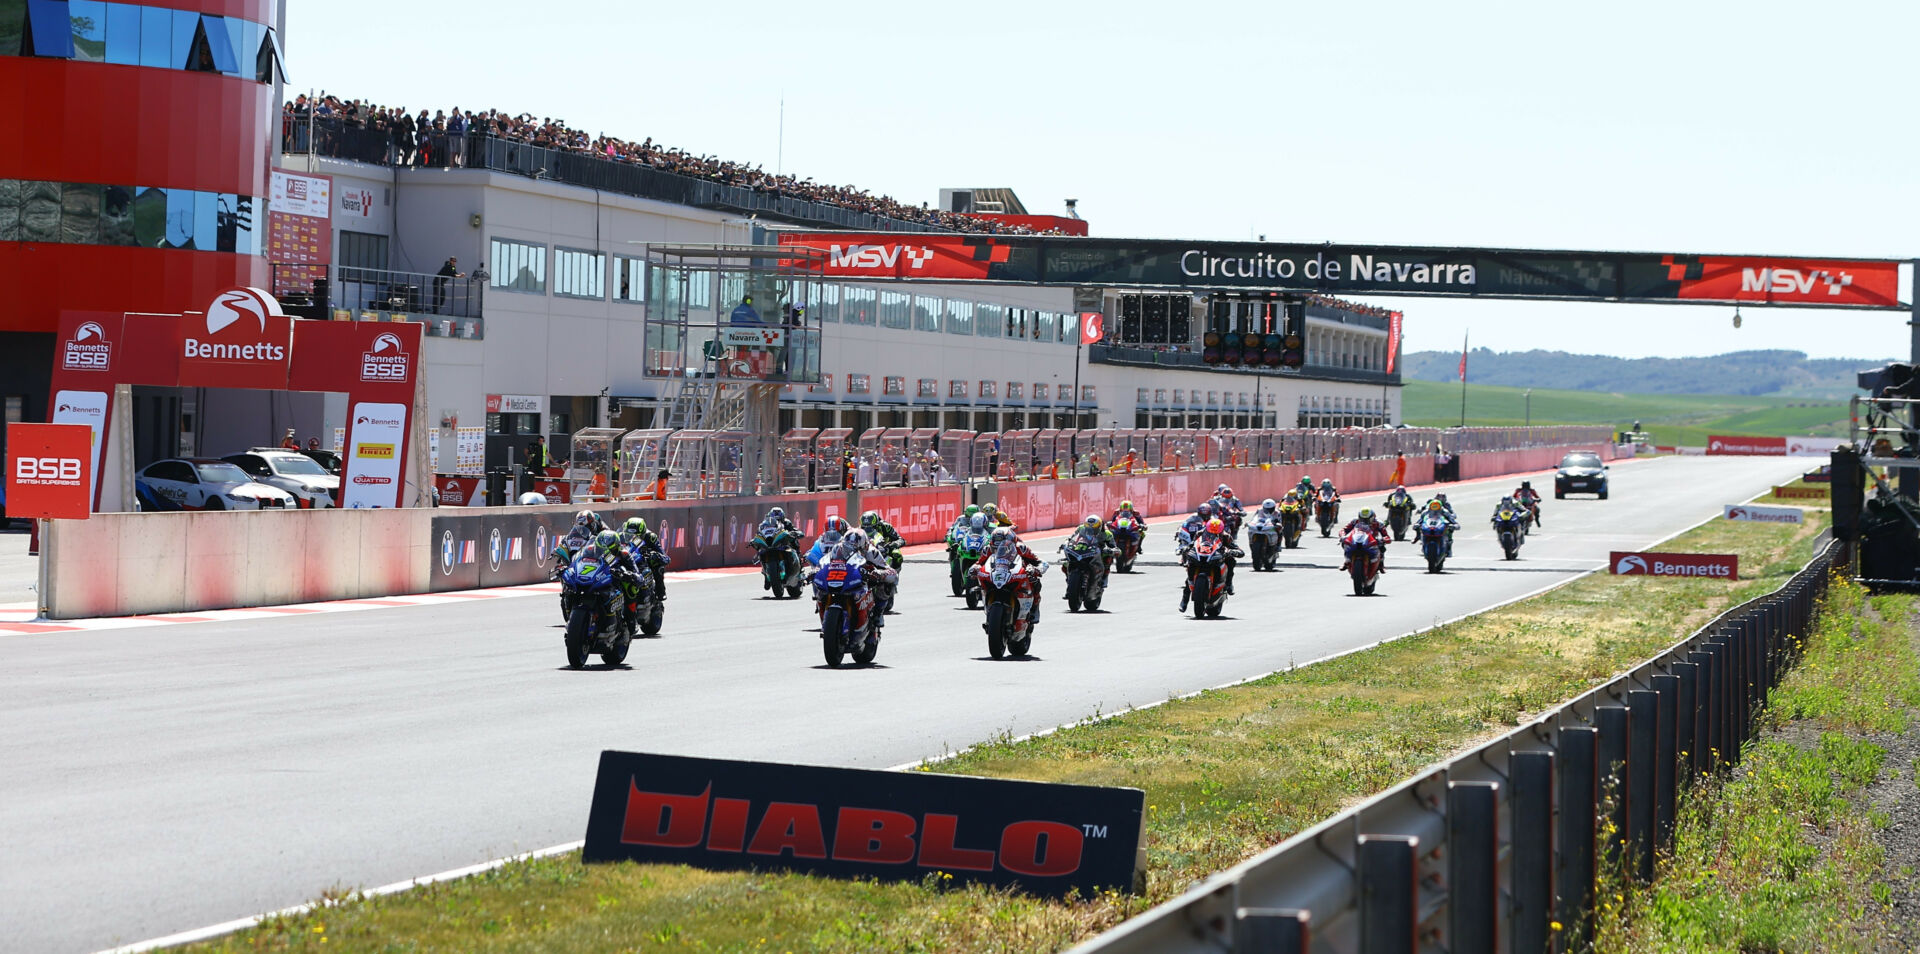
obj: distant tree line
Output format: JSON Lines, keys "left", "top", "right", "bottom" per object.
{"left": 1400, "top": 349, "right": 1890, "bottom": 397}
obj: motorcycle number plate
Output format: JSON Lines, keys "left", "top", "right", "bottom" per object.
{"left": 826, "top": 567, "right": 848, "bottom": 582}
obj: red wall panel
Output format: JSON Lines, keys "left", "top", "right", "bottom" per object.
{"left": 0, "top": 243, "right": 266, "bottom": 334}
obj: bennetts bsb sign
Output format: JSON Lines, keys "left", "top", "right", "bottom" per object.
{"left": 583, "top": 751, "right": 1146, "bottom": 898}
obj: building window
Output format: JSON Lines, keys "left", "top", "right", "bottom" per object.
{"left": 843, "top": 286, "right": 875, "bottom": 325}
{"left": 913, "top": 294, "right": 942, "bottom": 333}
{"left": 554, "top": 247, "right": 605, "bottom": 299}
{"left": 879, "top": 290, "right": 910, "bottom": 330}
{"left": 489, "top": 238, "right": 546, "bottom": 294}
{"left": 613, "top": 256, "right": 644, "bottom": 303}
{"left": 1036, "top": 311, "right": 1057, "bottom": 342}
{"left": 0, "top": 177, "right": 255, "bottom": 254}
{"left": 338, "top": 230, "right": 388, "bottom": 270}
{"left": 813, "top": 283, "right": 840, "bottom": 323}
{"left": 945, "top": 299, "right": 973, "bottom": 335}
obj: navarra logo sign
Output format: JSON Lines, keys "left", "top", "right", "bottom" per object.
{"left": 583, "top": 751, "right": 1145, "bottom": 899}
{"left": 61, "top": 321, "right": 112, "bottom": 371}
{"left": 180, "top": 287, "right": 292, "bottom": 389}
{"left": 1609, "top": 550, "right": 1738, "bottom": 579}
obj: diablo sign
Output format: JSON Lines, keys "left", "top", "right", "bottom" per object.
{"left": 1609, "top": 551, "right": 1738, "bottom": 579}
{"left": 583, "top": 751, "right": 1144, "bottom": 898}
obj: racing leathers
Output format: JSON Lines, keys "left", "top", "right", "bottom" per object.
{"left": 1339, "top": 516, "right": 1390, "bottom": 572}
{"left": 1513, "top": 486, "right": 1543, "bottom": 526}
{"left": 621, "top": 527, "right": 670, "bottom": 599}
{"left": 976, "top": 536, "right": 1045, "bottom": 623}
{"left": 1422, "top": 499, "right": 1460, "bottom": 556}
{"left": 1177, "top": 529, "right": 1243, "bottom": 609}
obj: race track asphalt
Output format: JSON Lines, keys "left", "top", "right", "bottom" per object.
{"left": 0, "top": 455, "right": 1810, "bottom": 953}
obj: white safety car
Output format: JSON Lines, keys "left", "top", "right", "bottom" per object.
{"left": 135, "top": 458, "right": 296, "bottom": 511}
{"left": 224, "top": 449, "right": 341, "bottom": 508}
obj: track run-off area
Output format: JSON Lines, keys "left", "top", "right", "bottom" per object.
{"left": 1, "top": 455, "right": 1810, "bottom": 953}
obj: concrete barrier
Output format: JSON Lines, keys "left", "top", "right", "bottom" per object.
{"left": 41, "top": 444, "right": 1611, "bottom": 619}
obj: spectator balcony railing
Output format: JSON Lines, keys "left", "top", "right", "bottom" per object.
{"left": 270, "top": 263, "right": 485, "bottom": 339}
{"left": 283, "top": 115, "right": 966, "bottom": 235}
{"left": 1089, "top": 343, "right": 1401, "bottom": 386}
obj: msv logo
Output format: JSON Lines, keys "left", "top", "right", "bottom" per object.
{"left": 828, "top": 245, "right": 934, "bottom": 270}
{"left": 1741, "top": 267, "right": 1852, "bottom": 296}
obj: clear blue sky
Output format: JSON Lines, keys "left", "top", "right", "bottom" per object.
{"left": 287, "top": 0, "right": 1917, "bottom": 361}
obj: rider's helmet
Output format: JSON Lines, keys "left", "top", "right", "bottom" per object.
{"left": 624, "top": 517, "right": 644, "bottom": 535}
{"left": 1197, "top": 501, "right": 1215, "bottom": 519}
{"left": 575, "top": 509, "right": 597, "bottom": 528}
{"left": 518, "top": 492, "right": 548, "bottom": 505}
{"left": 1118, "top": 499, "right": 1134, "bottom": 511}
{"left": 767, "top": 506, "right": 785, "bottom": 521}
{"left": 1084, "top": 514, "right": 1103, "bottom": 529}
{"left": 969, "top": 512, "right": 988, "bottom": 530}
{"left": 1205, "top": 517, "right": 1225, "bottom": 535}
{"left": 964, "top": 504, "right": 980, "bottom": 517}
{"left": 1395, "top": 484, "right": 1406, "bottom": 493}
{"left": 1283, "top": 490, "right": 1299, "bottom": 501}
{"left": 1499, "top": 496, "right": 1513, "bottom": 507}
{"left": 1520, "top": 480, "right": 1532, "bottom": 489}
{"left": 1359, "top": 507, "right": 1374, "bottom": 521}
{"left": 594, "top": 530, "right": 620, "bottom": 554}
{"left": 1436, "top": 493, "right": 1449, "bottom": 503}
{"left": 1320, "top": 478, "right": 1334, "bottom": 489}
{"left": 824, "top": 515, "right": 851, "bottom": 535}
{"left": 1428, "top": 500, "right": 1444, "bottom": 511}
{"left": 990, "top": 526, "right": 1016, "bottom": 548}
{"left": 843, "top": 528, "right": 868, "bottom": 551}
{"left": 1220, "top": 485, "right": 1234, "bottom": 500}
{"left": 1261, "top": 498, "right": 1277, "bottom": 511}
{"left": 861, "top": 510, "right": 882, "bottom": 531}
{"left": 982, "top": 502, "right": 1000, "bottom": 516}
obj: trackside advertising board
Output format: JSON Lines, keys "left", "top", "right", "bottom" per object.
{"left": 1771, "top": 485, "right": 1828, "bottom": 500}
{"left": 5, "top": 423, "right": 94, "bottom": 520}
{"left": 1610, "top": 551, "right": 1738, "bottom": 579}
{"left": 583, "top": 751, "right": 1146, "bottom": 898}
{"left": 1706, "top": 435, "right": 1787, "bottom": 456}
{"left": 1724, "top": 503, "right": 1805, "bottom": 524}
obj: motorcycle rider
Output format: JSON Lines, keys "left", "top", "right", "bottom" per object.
{"left": 1178, "top": 516, "right": 1243, "bottom": 610}
{"left": 1181, "top": 501, "right": 1218, "bottom": 538}
{"left": 807, "top": 515, "right": 852, "bottom": 569}
{"left": 592, "top": 528, "right": 645, "bottom": 624}
{"left": 1108, "top": 499, "right": 1149, "bottom": 531}
{"left": 1295, "top": 474, "right": 1315, "bottom": 500}
{"left": 1067, "top": 514, "right": 1118, "bottom": 558}
{"left": 1251, "top": 497, "right": 1281, "bottom": 531}
{"left": 1420, "top": 498, "right": 1460, "bottom": 557}
{"left": 1340, "top": 507, "right": 1390, "bottom": 573}
{"left": 1212, "top": 484, "right": 1246, "bottom": 537}
{"left": 980, "top": 502, "right": 1014, "bottom": 528}
{"left": 948, "top": 504, "right": 983, "bottom": 542}
{"left": 563, "top": 509, "right": 605, "bottom": 552}
{"left": 840, "top": 528, "right": 898, "bottom": 627}
{"left": 1385, "top": 485, "right": 1415, "bottom": 518}
{"left": 1513, "top": 480, "right": 1543, "bottom": 527}
{"left": 759, "top": 506, "right": 797, "bottom": 537}
{"left": 620, "top": 516, "right": 670, "bottom": 600}
{"left": 977, "top": 526, "right": 1045, "bottom": 624}
{"left": 860, "top": 510, "right": 905, "bottom": 568}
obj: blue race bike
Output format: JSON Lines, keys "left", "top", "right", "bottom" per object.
{"left": 559, "top": 553, "right": 633, "bottom": 668}
{"left": 814, "top": 556, "right": 880, "bottom": 668}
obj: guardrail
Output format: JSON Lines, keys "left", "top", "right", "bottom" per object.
{"left": 1073, "top": 540, "right": 1837, "bottom": 954}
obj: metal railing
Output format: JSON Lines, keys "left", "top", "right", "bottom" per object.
{"left": 282, "top": 115, "right": 1010, "bottom": 235}
{"left": 1075, "top": 540, "right": 1838, "bottom": 954}
{"left": 1089, "top": 344, "right": 1402, "bottom": 386}
{"left": 270, "top": 263, "right": 485, "bottom": 339}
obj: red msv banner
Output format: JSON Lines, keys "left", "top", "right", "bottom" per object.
{"left": 1706, "top": 435, "right": 1787, "bottom": 456}
{"left": 1611, "top": 551, "right": 1738, "bottom": 579}
{"left": 583, "top": 751, "right": 1144, "bottom": 898}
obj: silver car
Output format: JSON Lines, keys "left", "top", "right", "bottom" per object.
{"left": 136, "top": 458, "right": 295, "bottom": 511}
{"left": 224, "top": 449, "right": 341, "bottom": 509}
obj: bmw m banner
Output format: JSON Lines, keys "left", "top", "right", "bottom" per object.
{"left": 583, "top": 751, "right": 1146, "bottom": 898}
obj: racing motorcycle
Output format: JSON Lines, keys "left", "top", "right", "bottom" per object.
{"left": 1246, "top": 509, "right": 1282, "bottom": 571}
{"left": 1342, "top": 525, "right": 1383, "bottom": 596}
{"left": 949, "top": 524, "right": 991, "bottom": 606}
{"left": 1110, "top": 514, "right": 1143, "bottom": 573}
{"left": 814, "top": 553, "right": 880, "bottom": 667}
{"left": 976, "top": 554, "right": 1045, "bottom": 659}
{"left": 1184, "top": 534, "right": 1232, "bottom": 619}
{"left": 1494, "top": 507, "right": 1526, "bottom": 561}
{"left": 1278, "top": 499, "right": 1307, "bottom": 548}
{"left": 558, "top": 551, "right": 634, "bottom": 668}
{"left": 1315, "top": 489, "right": 1341, "bottom": 538}
{"left": 1060, "top": 534, "right": 1111, "bottom": 612}
{"left": 551, "top": 542, "right": 578, "bottom": 623}
{"left": 1417, "top": 512, "right": 1452, "bottom": 574}
{"left": 1385, "top": 497, "right": 1415, "bottom": 541}
{"left": 749, "top": 526, "right": 806, "bottom": 599}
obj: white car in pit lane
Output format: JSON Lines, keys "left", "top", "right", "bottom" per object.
{"left": 135, "top": 458, "right": 296, "bottom": 511}
{"left": 223, "top": 449, "right": 340, "bottom": 508}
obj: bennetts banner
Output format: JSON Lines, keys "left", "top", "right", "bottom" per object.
{"left": 775, "top": 233, "right": 1902, "bottom": 309}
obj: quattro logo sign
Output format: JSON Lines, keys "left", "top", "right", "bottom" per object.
{"left": 1610, "top": 550, "right": 1738, "bottom": 579}
{"left": 1724, "top": 503, "right": 1805, "bottom": 524}
{"left": 584, "top": 751, "right": 1144, "bottom": 898}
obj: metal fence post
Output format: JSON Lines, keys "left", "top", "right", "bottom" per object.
{"left": 1557, "top": 726, "right": 1598, "bottom": 946}
{"left": 1709, "top": 639, "right": 1732, "bottom": 769}
{"left": 1650, "top": 674, "right": 1680, "bottom": 848}
{"left": 1626, "top": 690, "right": 1658, "bottom": 881}
{"left": 1234, "top": 908, "right": 1309, "bottom": 954}
{"left": 1511, "top": 752, "right": 1555, "bottom": 954}
{"left": 1595, "top": 705, "right": 1630, "bottom": 872}
{"left": 1673, "top": 660, "right": 1702, "bottom": 782}
{"left": 1358, "top": 835, "right": 1418, "bottom": 954}
{"left": 1447, "top": 782, "right": 1499, "bottom": 954}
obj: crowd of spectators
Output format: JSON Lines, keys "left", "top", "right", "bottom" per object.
{"left": 1306, "top": 293, "right": 1396, "bottom": 319}
{"left": 282, "top": 93, "right": 1054, "bottom": 235}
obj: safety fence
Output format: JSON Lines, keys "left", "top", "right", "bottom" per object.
{"left": 1071, "top": 540, "right": 1838, "bottom": 954}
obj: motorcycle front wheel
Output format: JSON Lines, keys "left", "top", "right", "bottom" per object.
{"left": 641, "top": 600, "right": 664, "bottom": 636}
{"left": 950, "top": 561, "right": 966, "bottom": 596}
{"left": 985, "top": 601, "right": 1008, "bottom": 659}
{"left": 821, "top": 606, "right": 847, "bottom": 668}
{"left": 565, "top": 605, "right": 592, "bottom": 669}
{"left": 1066, "top": 567, "right": 1084, "bottom": 612}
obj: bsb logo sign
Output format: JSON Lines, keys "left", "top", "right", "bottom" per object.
{"left": 179, "top": 287, "right": 293, "bottom": 390}
{"left": 1610, "top": 551, "right": 1738, "bottom": 579}
{"left": 583, "top": 751, "right": 1145, "bottom": 899}
{"left": 360, "top": 332, "right": 410, "bottom": 382}
{"left": 4, "top": 423, "right": 94, "bottom": 520}
{"left": 61, "top": 321, "right": 113, "bottom": 371}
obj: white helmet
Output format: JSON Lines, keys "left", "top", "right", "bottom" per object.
{"left": 518, "top": 492, "right": 548, "bottom": 505}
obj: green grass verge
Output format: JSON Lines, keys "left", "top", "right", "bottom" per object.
{"left": 185, "top": 513, "right": 1830, "bottom": 953}
{"left": 1402, "top": 380, "right": 1850, "bottom": 448}
{"left": 1593, "top": 584, "right": 1920, "bottom": 953}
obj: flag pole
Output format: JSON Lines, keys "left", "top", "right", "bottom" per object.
{"left": 1458, "top": 330, "right": 1468, "bottom": 427}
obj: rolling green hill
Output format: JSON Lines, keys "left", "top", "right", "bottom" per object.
{"left": 1401, "top": 380, "right": 1850, "bottom": 448}
{"left": 1399, "top": 349, "right": 1887, "bottom": 399}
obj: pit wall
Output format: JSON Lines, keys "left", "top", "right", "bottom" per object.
{"left": 42, "top": 444, "right": 1615, "bottom": 618}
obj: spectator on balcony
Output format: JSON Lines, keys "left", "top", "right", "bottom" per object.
{"left": 729, "top": 295, "right": 763, "bottom": 326}
{"left": 434, "top": 257, "right": 464, "bottom": 313}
